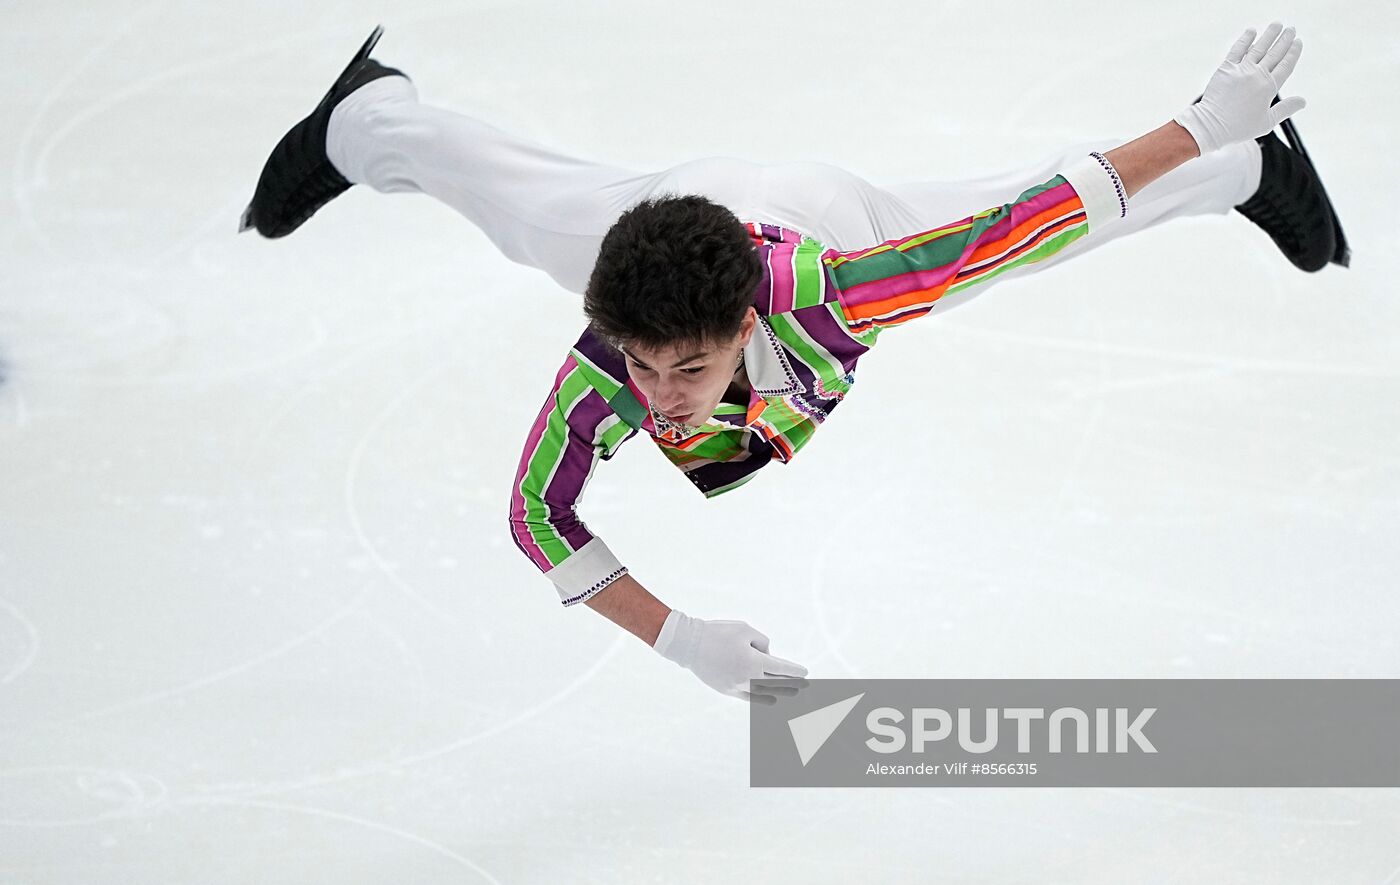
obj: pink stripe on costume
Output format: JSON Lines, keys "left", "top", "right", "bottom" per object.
{"left": 839, "top": 183, "right": 1082, "bottom": 306}
{"left": 767, "top": 241, "right": 796, "bottom": 315}
{"left": 509, "top": 354, "right": 579, "bottom": 571}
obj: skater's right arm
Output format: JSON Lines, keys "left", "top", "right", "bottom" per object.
{"left": 509, "top": 352, "right": 808, "bottom": 701}
{"left": 583, "top": 573, "right": 670, "bottom": 645}
{"left": 584, "top": 570, "right": 808, "bottom": 702}
{"left": 508, "top": 352, "right": 634, "bottom": 608}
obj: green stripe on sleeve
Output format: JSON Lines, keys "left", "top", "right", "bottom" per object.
{"left": 520, "top": 368, "right": 595, "bottom": 567}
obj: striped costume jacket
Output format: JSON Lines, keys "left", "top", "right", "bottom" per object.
{"left": 508, "top": 154, "right": 1127, "bottom": 605}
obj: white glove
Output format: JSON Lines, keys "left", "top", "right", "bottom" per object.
{"left": 1174, "top": 22, "right": 1306, "bottom": 155}
{"left": 653, "top": 609, "right": 808, "bottom": 703}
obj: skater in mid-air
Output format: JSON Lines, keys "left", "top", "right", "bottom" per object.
{"left": 242, "top": 22, "right": 1346, "bottom": 702}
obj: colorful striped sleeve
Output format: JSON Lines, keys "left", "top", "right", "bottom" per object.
{"left": 508, "top": 352, "right": 636, "bottom": 607}
{"left": 824, "top": 153, "right": 1128, "bottom": 338}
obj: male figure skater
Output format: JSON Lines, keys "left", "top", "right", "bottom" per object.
{"left": 242, "top": 23, "right": 1346, "bottom": 702}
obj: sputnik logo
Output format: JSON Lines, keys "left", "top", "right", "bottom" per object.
{"left": 787, "top": 693, "right": 865, "bottom": 766}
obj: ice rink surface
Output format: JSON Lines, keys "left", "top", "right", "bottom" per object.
{"left": 3, "top": 0, "right": 1398, "bottom": 881}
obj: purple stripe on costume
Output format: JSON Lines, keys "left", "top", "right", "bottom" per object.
{"left": 572, "top": 326, "right": 627, "bottom": 377}
{"left": 790, "top": 301, "right": 871, "bottom": 370}
{"left": 753, "top": 252, "right": 775, "bottom": 316}
{"left": 542, "top": 388, "right": 614, "bottom": 551}
{"left": 684, "top": 436, "right": 773, "bottom": 494}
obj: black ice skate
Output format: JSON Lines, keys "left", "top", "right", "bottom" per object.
{"left": 1232, "top": 101, "right": 1351, "bottom": 272}
{"left": 239, "top": 25, "right": 407, "bottom": 238}
{"left": 1275, "top": 115, "right": 1350, "bottom": 268}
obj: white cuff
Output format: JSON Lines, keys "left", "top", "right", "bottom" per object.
{"left": 547, "top": 537, "right": 628, "bottom": 606}
{"left": 652, "top": 609, "right": 689, "bottom": 656}
{"left": 1060, "top": 152, "right": 1128, "bottom": 235}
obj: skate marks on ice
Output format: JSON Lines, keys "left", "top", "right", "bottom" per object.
{"left": 0, "top": 772, "right": 505, "bottom": 883}
{"left": 342, "top": 352, "right": 467, "bottom": 624}
{"left": 169, "top": 632, "right": 629, "bottom": 803}
{"left": 938, "top": 318, "right": 1400, "bottom": 381}
{"left": 0, "top": 765, "right": 168, "bottom": 828}
{"left": 168, "top": 798, "right": 506, "bottom": 885}
{"left": 0, "top": 594, "right": 40, "bottom": 686}
{"left": 46, "top": 583, "right": 375, "bottom": 727}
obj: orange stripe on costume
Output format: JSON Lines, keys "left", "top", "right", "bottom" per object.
{"left": 842, "top": 197, "right": 1085, "bottom": 323}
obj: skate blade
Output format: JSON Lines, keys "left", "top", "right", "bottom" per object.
{"left": 319, "top": 25, "right": 385, "bottom": 105}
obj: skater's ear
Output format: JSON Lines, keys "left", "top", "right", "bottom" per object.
{"left": 735, "top": 306, "right": 759, "bottom": 346}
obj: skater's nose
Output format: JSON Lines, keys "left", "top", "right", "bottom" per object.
{"left": 654, "top": 381, "right": 687, "bottom": 413}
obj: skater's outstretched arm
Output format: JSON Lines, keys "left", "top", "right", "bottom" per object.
{"left": 825, "top": 22, "right": 1305, "bottom": 339}
{"left": 508, "top": 351, "right": 806, "bottom": 703}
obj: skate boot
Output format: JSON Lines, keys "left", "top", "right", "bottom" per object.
{"left": 239, "top": 25, "right": 407, "bottom": 238}
{"left": 1231, "top": 96, "right": 1350, "bottom": 272}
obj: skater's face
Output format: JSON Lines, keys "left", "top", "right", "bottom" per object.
{"left": 622, "top": 308, "right": 758, "bottom": 431}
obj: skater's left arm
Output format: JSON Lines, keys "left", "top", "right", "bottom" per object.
{"left": 821, "top": 157, "right": 1115, "bottom": 337}
{"left": 823, "top": 23, "right": 1306, "bottom": 338}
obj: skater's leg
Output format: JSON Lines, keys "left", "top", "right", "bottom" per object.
{"left": 661, "top": 158, "right": 888, "bottom": 250}
{"left": 324, "top": 79, "right": 863, "bottom": 296}
{"left": 326, "top": 77, "right": 665, "bottom": 294}
{"left": 327, "top": 75, "right": 1263, "bottom": 307}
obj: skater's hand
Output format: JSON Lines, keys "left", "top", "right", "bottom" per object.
{"left": 1174, "top": 22, "right": 1306, "bottom": 155}
{"left": 652, "top": 610, "right": 808, "bottom": 703}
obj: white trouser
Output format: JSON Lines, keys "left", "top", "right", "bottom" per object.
{"left": 327, "top": 76, "right": 1262, "bottom": 296}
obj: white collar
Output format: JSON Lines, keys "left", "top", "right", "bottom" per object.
{"left": 742, "top": 316, "right": 806, "bottom": 398}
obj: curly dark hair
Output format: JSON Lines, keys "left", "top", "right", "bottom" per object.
{"left": 583, "top": 195, "right": 762, "bottom": 352}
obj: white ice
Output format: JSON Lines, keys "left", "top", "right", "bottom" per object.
{"left": 3, "top": 1, "right": 1399, "bottom": 882}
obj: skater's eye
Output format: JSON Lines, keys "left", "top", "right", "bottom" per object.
{"left": 623, "top": 350, "right": 704, "bottom": 376}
